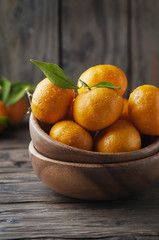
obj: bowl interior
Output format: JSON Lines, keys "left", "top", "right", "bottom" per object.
{"left": 38, "top": 119, "right": 158, "bottom": 149}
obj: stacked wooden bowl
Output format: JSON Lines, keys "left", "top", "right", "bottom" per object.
{"left": 29, "top": 112, "right": 159, "bottom": 200}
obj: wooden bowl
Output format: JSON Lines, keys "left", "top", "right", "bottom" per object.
{"left": 29, "top": 112, "right": 159, "bottom": 164}
{"left": 29, "top": 141, "right": 159, "bottom": 200}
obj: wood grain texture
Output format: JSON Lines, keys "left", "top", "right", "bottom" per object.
{"left": 1, "top": 194, "right": 159, "bottom": 239}
{"left": 0, "top": 1, "right": 159, "bottom": 238}
{"left": 61, "top": 0, "right": 128, "bottom": 89}
{"left": 30, "top": 141, "right": 159, "bottom": 201}
{"left": 0, "top": 118, "right": 159, "bottom": 239}
{"left": 0, "top": 0, "right": 159, "bottom": 94}
{"left": 130, "top": 0, "right": 159, "bottom": 90}
{"left": 0, "top": 122, "right": 159, "bottom": 238}
{"left": 0, "top": 0, "right": 59, "bottom": 85}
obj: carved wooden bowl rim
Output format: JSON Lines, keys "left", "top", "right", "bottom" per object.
{"left": 29, "top": 141, "right": 159, "bottom": 167}
{"left": 29, "top": 141, "right": 159, "bottom": 200}
{"left": 29, "top": 112, "right": 159, "bottom": 164}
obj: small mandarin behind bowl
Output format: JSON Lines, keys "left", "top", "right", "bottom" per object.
{"left": 6, "top": 96, "right": 28, "bottom": 125}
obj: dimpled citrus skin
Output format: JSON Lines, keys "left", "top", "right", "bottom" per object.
{"left": 73, "top": 87, "right": 123, "bottom": 131}
{"left": 31, "top": 78, "right": 75, "bottom": 124}
{"left": 128, "top": 85, "right": 159, "bottom": 135}
{"left": 64, "top": 93, "right": 78, "bottom": 120}
{"left": 6, "top": 97, "right": 28, "bottom": 125}
{"left": 0, "top": 101, "right": 7, "bottom": 132}
{"left": 119, "top": 98, "right": 130, "bottom": 121}
{"left": 78, "top": 65, "right": 127, "bottom": 95}
{"left": 94, "top": 119, "right": 141, "bottom": 153}
{"left": 50, "top": 120, "right": 93, "bottom": 151}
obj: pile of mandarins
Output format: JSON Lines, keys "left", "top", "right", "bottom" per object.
{"left": 31, "top": 62, "right": 159, "bottom": 153}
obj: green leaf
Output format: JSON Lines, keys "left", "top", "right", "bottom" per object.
{"left": 30, "top": 59, "right": 79, "bottom": 89}
{"left": 6, "top": 82, "right": 35, "bottom": 107}
{"left": 91, "top": 82, "right": 121, "bottom": 90}
{"left": 0, "top": 116, "right": 9, "bottom": 126}
{"left": 0, "top": 77, "right": 11, "bottom": 103}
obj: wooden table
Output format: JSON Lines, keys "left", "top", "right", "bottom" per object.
{"left": 0, "top": 117, "right": 159, "bottom": 240}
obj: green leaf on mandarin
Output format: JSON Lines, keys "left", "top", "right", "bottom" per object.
{"left": 30, "top": 59, "right": 79, "bottom": 90}
{"left": 91, "top": 82, "right": 121, "bottom": 89}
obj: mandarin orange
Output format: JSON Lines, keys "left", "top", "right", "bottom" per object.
{"left": 94, "top": 119, "right": 141, "bottom": 153}
{"left": 50, "top": 120, "right": 93, "bottom": 151}
{"left": 73, "top": 87, "right": 123, "bottom": 131}
{"left": 78, "top": 65, "right": 127, "bottom": 95}
{"left": 6, "top": 96, "right": 28, "bottom": 125}
{"left": 128, "top": 85, "right": 159, "bottom": 135}
{"left": 119, "top": 98, "right": 130, "bottom": 121}
{"left": 31, "top": 78, "right": 75, "bottom": 124}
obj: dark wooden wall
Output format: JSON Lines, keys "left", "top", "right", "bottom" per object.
{"left": 0, "top": 0, "right": 159, "bottom": 97}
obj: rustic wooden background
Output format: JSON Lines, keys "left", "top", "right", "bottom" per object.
{"left": 1, "top": 1, "right": 159, "bottom": 239}
{"left": 0, "top": 0, "right": 159, "bottom": 97}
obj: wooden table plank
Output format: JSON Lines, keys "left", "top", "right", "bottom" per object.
{"left": 1, "top": 196, "right": 159, "bottom": 239}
